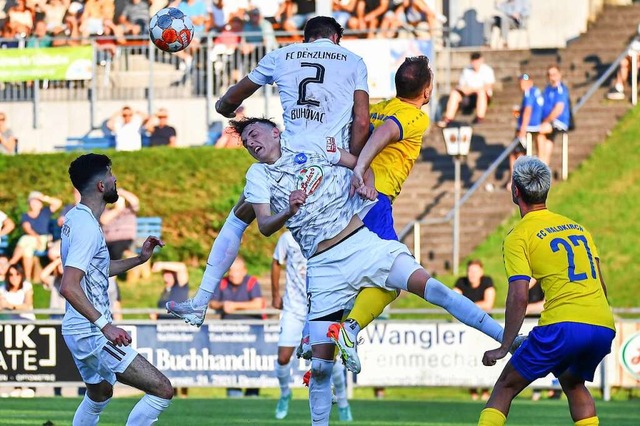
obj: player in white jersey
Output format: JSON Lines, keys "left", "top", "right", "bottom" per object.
{"left": 272, "top": 231, "right": 352, "bottom": 421}
{"left": 60, "top": 154, "right": 173, "bottom": 426}
{"left": 234, "top": 117, "right": 505, "bottom": 426}
{"left": 167, "top": 16, "right": 370, "bottom": 323}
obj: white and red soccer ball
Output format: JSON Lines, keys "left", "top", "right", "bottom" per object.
{"left": 149, "top": 7, "right": 194, "bottom": 53}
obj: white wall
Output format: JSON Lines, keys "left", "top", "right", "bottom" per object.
{"left": 1, "top": 96, "right": 285, "bottom": 153}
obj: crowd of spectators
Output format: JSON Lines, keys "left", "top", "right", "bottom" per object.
{"left": 0, "top": 0, "right": 446, "bottom": 49}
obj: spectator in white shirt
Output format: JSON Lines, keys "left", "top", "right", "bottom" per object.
{"left": 437, "top": 52, "right": 495, "bottom": 127}
{"left": 107, "top": 106, "right": 149, "bottom": 151}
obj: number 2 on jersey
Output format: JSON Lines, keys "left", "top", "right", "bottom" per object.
{"left": 297, "top": 63, "right": 325, "bottom": 107}
{"left": 550, "top": 235, "right": 597, "bottom": 282}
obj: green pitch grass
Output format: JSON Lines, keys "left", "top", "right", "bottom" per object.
{"left": 1, "top": 395, "right": 638, "bottom": 425}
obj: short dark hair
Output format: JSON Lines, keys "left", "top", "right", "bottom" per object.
{"left": 303, "top": 16, "right": 343, "bottom": 43}
{"left": 470, "top": 52, "right": 482, "bottom": 61}
{"left": 467, "top": 259, "right": 484, "bottom": 268}
{"left": 228, "top": 117, "right": 278, "bottom": 144}
{"left": 68, "top": 153, "right": 112, "bottom": 193}
{"left": 395, "top": 56, "right": 433, "bottom": 99}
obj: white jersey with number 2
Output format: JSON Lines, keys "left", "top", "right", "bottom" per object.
{"left": 248, "top": 39, "right": 369, "bottom": 154}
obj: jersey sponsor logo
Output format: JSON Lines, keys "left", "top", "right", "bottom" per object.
{"left": 620, "top": 332, "right": 640, "bottom": 380}
{"left": 296, "top": 165, "right": 323, "bottom": 196}
{"left": 294, "top": 153, "right": 308, "bottom": 164}
{"left": 326, "top": 137, "right": 336, "bottom": 153}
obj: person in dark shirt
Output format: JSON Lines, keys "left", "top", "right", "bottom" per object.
{"left": 454, "top": 259, "right": 495, "bottom": 401}
{"left": 151, "top": 262, "right": 190, "bottom": 320}
{"left": 145, "top": 108, "right": 177, "bottom": 147}
{"left": 210, "top": 256, "right": 264, "bottom": 397}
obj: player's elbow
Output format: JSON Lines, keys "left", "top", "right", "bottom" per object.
{"left": 354, "top": 114, "right": 370, "bottom": 133}
{"left": 258, "top": 223, "right": 276, "bottom": 237}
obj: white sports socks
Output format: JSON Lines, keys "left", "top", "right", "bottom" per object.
{"left": 125, "top": 394, "right": 171, "bottom": 426}
{"left": 193, "top": 209, "right": 249, "bottom": 306}
{"left": 309, "top": 358, "right": 334, "bottom": 426}
{"left": 331, "top": 362, "right": 349, "bottom": 409}
{"left": 424, "top": 278, "right": 504, "bottom": 342}
{"left": 72, "top": 394, "right": 110, "bottom": 426}
{"left": 275, "top": 360, "right": 292, "bottom": 398}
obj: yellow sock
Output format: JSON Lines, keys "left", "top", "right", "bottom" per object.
{"left": 347, "top": 288, "right": 399, "bottom": 328}
{"left": 575, "top": 416, "right": 599, "bottom": 426}
{"left": 478, "top": 408, "right": 506, "bottom": 426}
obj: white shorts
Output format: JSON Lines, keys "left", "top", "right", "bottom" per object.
{"left": 306, "top": 227, "right": 413, "bottom": 320}
{"left": 63, "top": 333, "right": 138, "bottom": 385}
{"left": 278, "top": 310, "right": 306, "bottom": 347}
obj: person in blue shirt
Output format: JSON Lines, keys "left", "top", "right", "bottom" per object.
{"left": 538, "top": 65, "right": 571, "bottom": 166}
{"left": 507, "top": 73, "right": 543, "bottom": 190}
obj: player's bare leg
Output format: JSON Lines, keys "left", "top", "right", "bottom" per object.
{"left": 478, "top": 362, "right": 529, "bottom": 425}
{"left": 558, "top": 370, "right": 598, "bottom": 424}
{"left": 116, "top": 354, "right": 174, "bottom": 425}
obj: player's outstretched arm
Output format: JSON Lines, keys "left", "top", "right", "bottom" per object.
{"left": 216, "top": 77, "right": 262, "bottom": 118}
{"left": 109, "top": 236, "right": 164, "bottom": 276}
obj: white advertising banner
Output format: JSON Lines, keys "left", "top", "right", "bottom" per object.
{"left": 340, "top": 39, "right": 434, "bottom": 99}
{"left": 355, "top": 320, "right": 603, "bottom": 388}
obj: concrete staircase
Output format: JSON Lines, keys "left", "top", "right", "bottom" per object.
{"left": 394, "top": 3, "right": 640, "bottom": 275}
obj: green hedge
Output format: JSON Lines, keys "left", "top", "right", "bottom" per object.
{"left": 0, "top": 147, "right": 278, "bottom": 273}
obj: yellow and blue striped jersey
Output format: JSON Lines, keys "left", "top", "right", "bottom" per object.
{"left": 503, "top": 209, "right": 614, "bottom": 330}
{"left": 369, "top": 98, "right": 429, "bottom": 201}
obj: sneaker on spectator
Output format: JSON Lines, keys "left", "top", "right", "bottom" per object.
{"left": 606, "top": 86, "right": 625, "bottom": 100}
{"left": 327, "top": 323, "right": 361, "bottom": 374}
{"left": 472, "top": 116, "right": 484, "bottom": 125}
{"left": 166, "top": 298, "right": 207, "bottom": 327}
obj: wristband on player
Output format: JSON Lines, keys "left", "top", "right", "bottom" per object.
{"left": 94, "top": 315, "right": 109, "bottom": 330}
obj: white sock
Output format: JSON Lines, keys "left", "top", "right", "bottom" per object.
{"left": 72, "top": 394, "right": 110, "bottom": 426}
{"left": 309, "top": 358, "right": 334, "bottom": 426}
{"left": 126, "top": 394, "right": 171, "bottom": 426}
{"left": 193, "top": 209, "right": 249, "bottom": 306}
{"left": 331, "top": 362, "right": 349, "bottom": 409}
{"left": 424, "top": 278, "right": 504, "bottom": 342}
{"left": 275, "top": 360, "right": 292, "bottom": 398}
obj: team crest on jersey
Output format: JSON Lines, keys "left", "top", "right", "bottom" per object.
{"left": 297, "top": 165, "right": 323, "bottom": 195}
{"left": 326, "top": 137, "right": 336, "bottom": 153}
{"left": 294, "top": 153, "right": 308, "bottom": 164}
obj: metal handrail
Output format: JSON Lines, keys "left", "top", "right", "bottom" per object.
{"left": 398, "top": 40, "right": 636, "bottom": 248}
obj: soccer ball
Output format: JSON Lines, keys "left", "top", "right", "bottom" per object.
{"left": 149, "top": 8, "right": 194, "bottom": 53}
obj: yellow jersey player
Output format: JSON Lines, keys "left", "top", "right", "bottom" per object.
{"left": 478, "top": 156, "right": 615, "bottom": 426}
{"left": 328, "top": 56, "right": 434, "bottom": 363}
